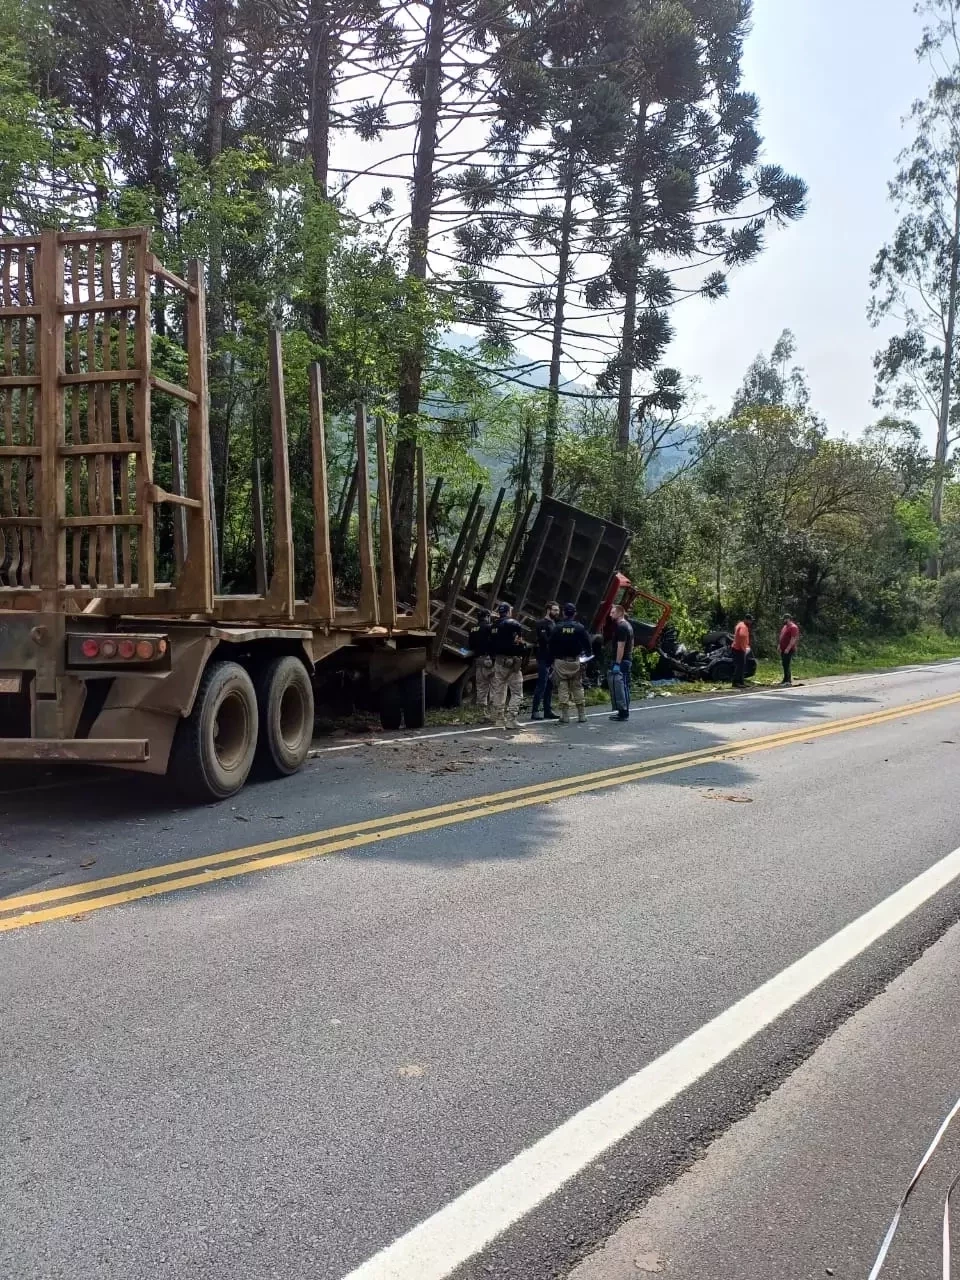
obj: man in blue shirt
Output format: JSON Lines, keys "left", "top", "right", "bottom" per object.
{"left": 531, "top": 601, "right": 561, "bottom": 721}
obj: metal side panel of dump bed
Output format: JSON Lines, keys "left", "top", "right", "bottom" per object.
{"left": 506, "top": 498, "right": 630, "bottom": 626}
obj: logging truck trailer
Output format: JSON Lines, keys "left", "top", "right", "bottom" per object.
{"left": 425, "top": 491, "right": 671, "bottom": 704}
{"left": 0, "top": 228, "right": 432, "bottom": 802}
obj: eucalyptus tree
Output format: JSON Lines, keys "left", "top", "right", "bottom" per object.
{"left": 870, "top": 0, "right": 960, "bottom": 531}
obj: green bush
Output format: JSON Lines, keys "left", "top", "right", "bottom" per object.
{"left": 938, "top": 570, "right": 960, "bottom": 636}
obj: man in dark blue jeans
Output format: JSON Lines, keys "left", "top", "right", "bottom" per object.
{"left": 609, "top": 604, "right": 634, "bottom": 721}
{"left": 531, "top": 601, "right": 561, "bottom": 721}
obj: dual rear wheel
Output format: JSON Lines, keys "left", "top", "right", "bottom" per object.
{"left": 170, "top": 656, "right": 315, "bottom": 803}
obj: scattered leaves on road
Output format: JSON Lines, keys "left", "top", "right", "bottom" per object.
{"left": 703, "top": 791, "right": 753, "bottom": 804}
{"left": 79, "top": 859, "right": 96, "bottom": 868}
{"left": 397, "top": 1064, "right": 425, "bottom": 1078}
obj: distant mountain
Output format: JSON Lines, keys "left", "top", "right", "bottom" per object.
{"left": 429, "top": 335, "right": 699, "bottom": 491}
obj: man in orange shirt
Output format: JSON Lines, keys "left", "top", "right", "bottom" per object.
{"left": 779, "top": 612, "right": 800, "bottom": 686}
{"left": 731, "top": 614, "right": 753, "bottom": 689}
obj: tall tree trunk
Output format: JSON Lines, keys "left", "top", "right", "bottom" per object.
{"left": 307, "top": 0, "right": 332, "bottom": 351}
{"left": 393, "top": 0, "right": 446, "bottom": 596}
{"left": 541, "top": 160, "right": 575, "bottom": 499}
{"left": 616, "top": 105, "right": 647, "bottom": 454}
{"left": 206, "top": 0, "right": 231, "bottom": 550}
{"left": 932, "top": 159, "right": 960, "bottom": 550}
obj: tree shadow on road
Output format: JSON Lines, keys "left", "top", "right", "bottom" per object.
{"left": 0, "top": 685, "right": 910, "bottom": 898}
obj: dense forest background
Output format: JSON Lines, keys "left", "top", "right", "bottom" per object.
{"left": 7, "top": 0, "right": 960, "bottom": 654}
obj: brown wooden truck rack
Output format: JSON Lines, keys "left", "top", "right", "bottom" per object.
{"left": 0, "top": 228, "right": 432, "bottom": 801}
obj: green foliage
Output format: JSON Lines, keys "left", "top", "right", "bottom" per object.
{"left": 6, "top": 0, "right": 936, "bottom": 669}
{"left": 938, "top": 569, "right": 960, "bottom": 634}
{"left": 752, "top": 629, "right": 960, "bottom": 682}
{"left": 0, "top": 0, "right": 104, "bottom": 230}
{"left": 869, "top": 0, "right": 960, "bottom": 523}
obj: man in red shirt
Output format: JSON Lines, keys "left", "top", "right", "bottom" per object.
{"left": 731, "top": 614, "right": 752, "bottom": 689}
{"left": 779, "top": 612, "right": 800, "bottom": 686}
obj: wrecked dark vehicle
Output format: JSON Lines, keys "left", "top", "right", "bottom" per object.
{"left": 651, "top": 628, "right": 758, "bottom": 684}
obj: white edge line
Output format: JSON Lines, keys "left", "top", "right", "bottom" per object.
{"left": 309, "top": 661, "right": 960, "bottom": 757}
{"left": 3, "top": 663, "right": 958, "bottom": 787}
{"left": 341, "top": 843, "right": 960, "bottom": 1280}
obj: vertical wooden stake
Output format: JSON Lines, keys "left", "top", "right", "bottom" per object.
{"left": 434, "top": 500, "right": 485, "bottom": 656}
{"left": 487, "top": 495, "right": 534, "bottom": 609}
{"left": 411, "top": 447, "right": 430, "bottom": 628}
{"left": 169, "top": 415, "right": 187, "bottom": 573}
{"left": 375, "top": 415, "right": 396, "bottom": 629}
{"left": 438, "top": 483, "right": 482, "bottom": 603}
{"left": 37, "top": 229, "right": 65, "bottom": 606}
{"left": 308, "top": 362, "right": 335, "bottom": 622}
{"left": 354, "top": 402, "right": 379, "bottom": 626}
{"left": 266, "top": 329, "right": 294, "bottom": 618}
{"left": 467, "top": 485, "right": 505, "bottom": 595}
{"left": 180, "top": 259, "right": 213, "bottom": 609}
{"left": 252, "top": 457, "right": 267, "bottom": 597}
{"left": 208, "top": 464, "right": 221, "bottom": 594}
{"left": 133, "top": 231, "right": 154, "bottom": 594}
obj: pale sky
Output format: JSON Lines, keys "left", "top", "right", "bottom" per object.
{"left": 673, "top": 0, "right": 931, "bottom": 434}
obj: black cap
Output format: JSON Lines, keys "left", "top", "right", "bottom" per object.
{"left": 498, "top": 602, "right": 511, "bottom": 616}
{"left": 563, "top": 602, "right": 576, "bottom": 617}
{"left": 478, "top": 609, "right": 490, "bottom": 622}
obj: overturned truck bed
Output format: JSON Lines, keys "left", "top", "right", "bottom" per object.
{"left": 424, "top": 491, "right": 632, "bottom": 704}
{"left": 0, "top": 227, "right": 432, "bottom": 800}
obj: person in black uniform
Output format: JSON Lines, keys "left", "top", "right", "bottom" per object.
{"left": 490, "top": 602, "right": 527, "bottom": 729}
{"left": 549, "top": 603, "right": 592, "bottom": 723}
{"left": 609, "top": 603, "right": 635, "bottom": 721}
{"left": 531, "top": 601, "right": 561, "bottom": 721}
{"left": 467, "top": 608, "right": 495, "bottom": 720}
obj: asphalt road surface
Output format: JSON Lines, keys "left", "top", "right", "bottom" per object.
{"left": 4, "top": 662, "right": 960, "bottom": 1279}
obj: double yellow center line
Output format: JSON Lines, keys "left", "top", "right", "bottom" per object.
{"left": 3, "top": 690, "right": 959, "bottom": 934}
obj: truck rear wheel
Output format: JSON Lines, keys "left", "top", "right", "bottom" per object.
{"left": 401, "top": 671, "right": 426, "bottom": 729}
{"left": 255, "top": 656, "right": 315, "bottom": 777}
{"left": 170, "top": 660, "right": 259, "bottom": 803}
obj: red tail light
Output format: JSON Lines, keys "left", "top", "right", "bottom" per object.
{"left": 68, "top": 632, "right": 170, "bottom": 668}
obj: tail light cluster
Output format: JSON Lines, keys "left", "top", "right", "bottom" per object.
{"left": 70, "top": 633, "right": 169, "bottom": 666}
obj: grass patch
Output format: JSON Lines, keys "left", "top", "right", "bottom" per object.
{"left": 752, "top": 631, "right": 960, "bottom": 684}
{"left": 424, "top": 631, "right": 960, "bottom": 727}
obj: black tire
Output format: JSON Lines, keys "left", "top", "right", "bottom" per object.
{"left": 401, "top": 671, "right": 426, "bottom": 729}
{"left": 379, "top": 682, "right": 403, "bottom": 731}
{"left": 170, "top": 660, "right": 258, "bottom": 803}
{"left": 255, "top": 656, "right": 315, "bottom": 777}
